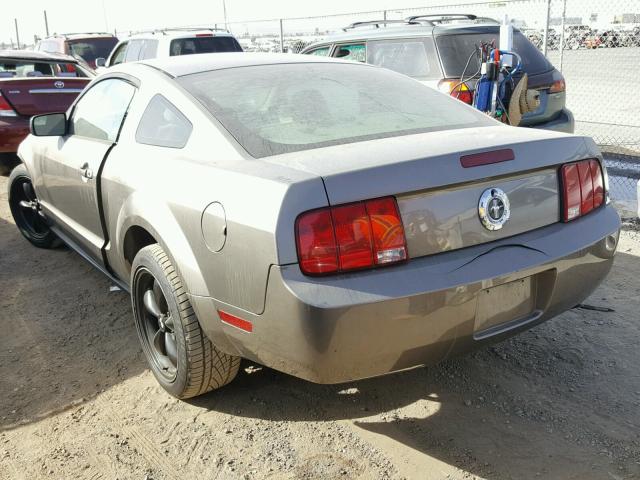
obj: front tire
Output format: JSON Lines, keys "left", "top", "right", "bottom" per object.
{"left": 8, "top": 164, "right": 61, "bottom": 249}
{"left": 131, "top": 244, "right": 240, "bottom": 398}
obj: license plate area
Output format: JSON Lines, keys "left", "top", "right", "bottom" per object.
{"left": 474, "top": 276, "right": 538, "bottom": 338}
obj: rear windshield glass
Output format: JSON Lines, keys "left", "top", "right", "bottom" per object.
{"left": 367, "top": 38, "right": 439, "bottom": 80}
{"left": 0, "top": 60, "right": 89, "bottom": 78}
{"left": 436, "top": 30, "right": 553, "bottom": 77}
{"left": 178, "top": 63, "right": 492, "bottom": 158}
{"left": 69, "top": 38, "right": 118, "bottom": 63}
{"left": 170, "top": 37, "right": 243, "bottom": 56}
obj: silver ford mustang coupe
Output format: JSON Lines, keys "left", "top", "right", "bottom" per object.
{"left": 8, "top": 53, "right": 620, "bottom": 399}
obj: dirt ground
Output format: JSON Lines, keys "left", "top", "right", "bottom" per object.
{"left": 1, "top": 173, "right": 639, "bottom": 480}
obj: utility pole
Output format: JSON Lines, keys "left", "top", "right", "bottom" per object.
{"left": 44, "top": 10, "right": 50, "bottom": 36}
{"left": 14, "top": 19, "right": 20, "bottom": 50}
{"left": 222, "top": 0, "right": 228, "bottom": 29}
{"left": 102, "top": 0, "right": 109, "bottom": 31}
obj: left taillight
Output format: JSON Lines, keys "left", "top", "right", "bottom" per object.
{"left": 295, "top": 196, "right": 408, "bottom": 276}
{"left": 561, "top": 159, "right": 605, "bottom": 222}
{"left": 438, "top": 79, "right": 474, "bottom": 105}
{"left": 0, "top": 93, "right": 17, "bottom": 117}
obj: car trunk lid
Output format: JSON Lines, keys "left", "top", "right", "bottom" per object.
{"left": 265, "top": 125, "right": 591, "bottom": 259}
{"left": 0, "top": 78, "right": 88, "bottom": 116}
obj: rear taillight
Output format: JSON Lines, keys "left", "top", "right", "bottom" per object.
{"left": 0, "top": 93, "right": 17, "bottom": 117}
{"left": 438, "top": 79, "right": 474, "bottom": 105}
{"left": 296, "top": 197, "right": 408, "bottom": 276}
{"left": 549, "top": 78, "right": 566, "bottom": 94}
{"left": 561, "top": 159, "right": 605, "bottom": 222}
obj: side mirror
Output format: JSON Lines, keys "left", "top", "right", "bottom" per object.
{"left": 335, "top": 48, "right": 350, "bottom": 58}
{"left": 95, "top": 57, "right": 106, "bottom": 68}
{"left": 30, "top": 113, "right": 68, "bottom": 136}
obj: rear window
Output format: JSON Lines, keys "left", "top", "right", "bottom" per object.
{"left": 178, "top": 63, "right": 492, "bottom": 158}
{"left": 170, "top": 36, "right": 242, "bottom": 56}
{"left": 69, "top": 37, "right": 118, "bottom": 63}
{"left": 436, "top": 30, "right": 553, "bottom": 77}
{"left": 0, "top": 60, "right": 89, "bottom": 78}
{"left": 367, "top": 38, "right": 440, "bottom": 80}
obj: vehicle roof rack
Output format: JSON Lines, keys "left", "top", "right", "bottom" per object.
{"left": 54, "top": 32, "right": 114, "bottom": 38}
{"left": 342, "top": 19, "right": 419, "bottom": 31}
{"left": 405, "top": 14, "right": 499, "bottom": 25}
{"left": 129, "top": 26, "right": 230, "bottom": 36}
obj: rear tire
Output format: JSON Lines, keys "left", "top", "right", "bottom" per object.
{"left": 131, "top": 244, "right": 240, "bottom": 398}
{"left": 8, "top": 164, "right": 61, "bottom": 249}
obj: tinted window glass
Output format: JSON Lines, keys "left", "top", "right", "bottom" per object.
{"left": 307, "top": 46, "right": 331, "bottom": 56}
{"left": 169, "top": 37, "right": 242, "bottom": 56}
{"left": 110, "top": 43, "right": 128, "bottom": 65}
{"left": 367, "top": 38, "right": 439, "bottom": 80}
{"left": 436, "top": 30, "right": 553, "bottom": 77}
{"left": 179, "top": 63, "right": 491, "bottom": 158}
{"left": 334, "top": 44, "right": 366, "bottom": 62}
{"left": 139, "top": 40, "right": 159, "bottom": 60}
{"left": 136, "top": 95, "right": 193, "bottom": 148}
{"left": 0, "top": 60, "right": 88, "bottom": 78}
{"left": 72, "top": 79, "right": 135, "bottom": 142}
{"left": 68, "top": 38, "right": 118, "bottom": 63}
{"left": 125, "top": 40, "right": 144, "bottom": 62}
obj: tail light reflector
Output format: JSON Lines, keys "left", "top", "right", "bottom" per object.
{"left": 0, "top": 93, "right": 17, "bottom": 117}
{"left": 438, "top": 79, "right": 474, "bottom": 105}
{"left": 296, "top": 197, "right": 407, "bottom": 276}
{"left": 561, "top": 159, "right": 605, "bottom": 222}
{"left": 549, "top": 78, "right": 566, "bottom": 93}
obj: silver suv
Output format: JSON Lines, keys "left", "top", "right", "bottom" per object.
{"left": 301, "top": 14, "right": 574, "bottom": 133}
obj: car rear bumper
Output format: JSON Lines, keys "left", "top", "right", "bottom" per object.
{"left": 0, "top": 116, "right": 30, "bottom": 153}
{"left": 191, "top": 204, "right": 620, "bottom": 384}
{"left": 529, "top": 108, "right": 575, "bottom": 134}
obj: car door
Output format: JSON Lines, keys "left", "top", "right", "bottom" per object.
{"left": 39, "top": 77, "right": 136, "bottom": 265}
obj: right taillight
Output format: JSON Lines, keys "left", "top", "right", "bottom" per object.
{"left": 561, "top": 159, "right": 605, "bottom": 222}
{"left": 295, "top": 196, "right": 408, "bottom": 276}
{"left": 0, "top": 93, "right": 17, "bottom": 117}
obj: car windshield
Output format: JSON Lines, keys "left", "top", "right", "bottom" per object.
{"left": 436, "top": 31, "right": 553, "bottom": 77}
{"left": 69, "top": 38, "right": 118, "bottom": 63}
{"left": 0, "top": 59, "right": 88, "bottom": 78}
{"left": 178, "top": 62, "right": 492, "bottom": 158}
{"left": 170, "top": 36, "right": 243, "bottom": 56}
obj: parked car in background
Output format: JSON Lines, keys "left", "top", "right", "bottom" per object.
{"left": 97, "top": 28, "right": 242, "bottom": 69}
{"left": 9, "top": 53, "right": 619, "bottom": 399}
{"left": 36, "top": 33, "right": 119, "bottom": 68}
{"left": 0, "top": 50, "right": 93, "bottom": 174}
{"left": 301, "top": 14, "right": 574, "bottom": 133}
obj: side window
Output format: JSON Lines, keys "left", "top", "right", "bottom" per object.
{"left": 71, "top": 79, "right": 136, "bottom": 142}
{"left": 334, "top": 43, "right": 366, "bottom": 62}
{"left": 306, "top": 46, "right": 331, "bottom": 56}
{"left": 110, "top": 42, "right": 128, "bottom": 66}
{"left": 124, "top": 40, "right": 144, "bottom": 62}
{"left": 139, "top": 40, "right": 159, "bottom": 60}
{"left": 135, "top": 95, "right": 193, "bottom": 149}
{"left": 367, "top": 38, "right": 440, "bottom": 80}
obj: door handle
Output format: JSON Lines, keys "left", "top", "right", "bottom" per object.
{"left": 80, "top": 162, "right": 93, "bottom": 180}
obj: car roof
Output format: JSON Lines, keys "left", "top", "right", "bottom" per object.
{"left": 126, "top": 28, "right": 235, "bottom": 40}
{"left": 305, "top": 21, "right": 501, "bottom": 45}
{"left": 0, "top": 49, "right": 79, "bottom": 63}
{"left": 45, "top": 32, "right": 116, "bottom": 40}
{"left": 141, "top": 52, "right": 358, "bottom": 77}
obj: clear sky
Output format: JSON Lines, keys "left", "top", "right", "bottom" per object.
{"left": 2, "top": 0, "right": 627, "bottom": 46}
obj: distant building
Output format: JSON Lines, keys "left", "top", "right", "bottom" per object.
{"left": 613, "top": 13, "right": 640, "bottom": 24}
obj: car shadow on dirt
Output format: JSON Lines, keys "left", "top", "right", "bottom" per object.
{"left": 0, "top": 214, "right": 145, "bottom": 433}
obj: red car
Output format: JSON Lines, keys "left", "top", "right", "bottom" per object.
{"left": 0, "top": 50, "right": 93, "bottom": 174}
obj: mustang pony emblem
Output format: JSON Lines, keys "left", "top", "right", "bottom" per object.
{"left": 479, "top": 188, "right": 510, "bottom": 230}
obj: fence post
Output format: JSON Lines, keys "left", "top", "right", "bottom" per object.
{"left": 542, "top": 0, "right": 552, "bottom": 56}
{"left": 383, "top": 10, "right": 387, "bottom": 25}
{"left": 279, "top": 19, "right": 284, "bottom": 53}
{"left": 558, "top": 0, "right": 567, "bottom": 71}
